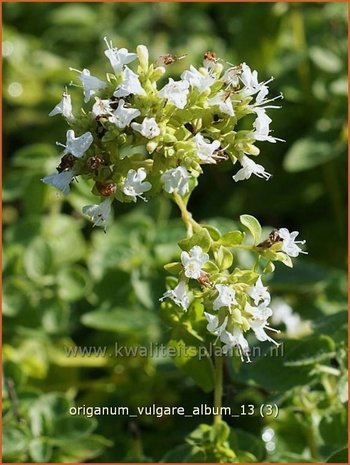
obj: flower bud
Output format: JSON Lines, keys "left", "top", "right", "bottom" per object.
{"left": 151, "top": 66, "right": 166, "bottom": 81}
{"left": 146, "top": 141, "right": 158, "bottom": 154}
{"left": 137, "top": 44, "right": 149, "bottom": 70}
{"left": 244, "top": 143, "right": 260, "bottom": 156}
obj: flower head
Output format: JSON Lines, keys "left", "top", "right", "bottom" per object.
{"left": 204, "top": 312, "right": 228, "bottom": 336}
{"left": 70, "top": 68, "right": 106, "bottom": 103}
{"left": 159, "top": 281, "right": 190, "bottom": 311}
{"left": 49, "top": 90, "right": 74, "bottom": 121}
{"left": 278, "top": 228, "right": 307, "bottom": 257}
{"left": 194, "top": 133, "right": 221, "bottom": 164}
{"left": 181, "top": 246, "right": 209, "bottom": 279}
{"left": 121, "top": 168, "right": 152, "bottom": 202}
{"left": 113, "top": 66, "right": 145, "bottom": 97}
{"left": 213, "top": 284, "right": 237, "bottom": 311}
{"left": 109, "top": 99, "right": 141, "bottom": 128}
{"left": 247, "top": 276, "right": 270, "bottom": 306}
{"left": 131, "top": 117, "right": 160, "bottom": 139}
{"left": 104, "top": 38, "right": 137, "bottom": 74}
{"left": 181, "top": 65, "right": 214, "bottom": 92}
{"left": 159, "top": 78, "right": 189, "bottom": 109}
{"left": 161, "top": 166, "right": 191, "bottom": 197}
{"left": 57, "top": 129, "right": 93, "bottom": 158}
{"left": 232, "top": 155, "right": 271, "bottom": 182}
{"left": 82, "top": 197, "right": 113, "bottom": 230}
{"left": 41, "top": 169, "right": 77, "bottom": 195}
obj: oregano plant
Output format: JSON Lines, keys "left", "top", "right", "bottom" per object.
{"left": 42, "top": 39, "right": 307, "bottom": 460}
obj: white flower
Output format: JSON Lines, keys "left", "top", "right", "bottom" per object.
{"left": 121, "top": 168, "right": 152, "bottom": 202}
{"left": 92, "top": 97, "right": 113, "bottom": 118}
{"left": 161, "top": 166, "right": 191, "bottom": 197}
{"left": 82, "top": 197, "right": 113, "bottom": 230}
{"left": 131, "top": 117, "right": 160, "bottom": 139}
{"left": 181, "top": 246, "right": 209, "bottom": 279}
{"left": 204, "top": 312, "right": 228, "bottom": 336}
{"left": 104, "top": 37, "right": 137, "bottom": 74}
{"left": 220, "top": 329, "right": 251, "bottom": 362}
{"left": 41, "top": 169, "right": 77, "bottom": 195}
{"left": 113, "top": 66, "right": 145, "bottom": 97}
{"left": 49, "top": 90, "right": 74, "bottom": 120}
{"left": 277, "top": 228, "right": 307, "bottom": 257}
{"left": 249, "top": 318, "right": 280, "bottom": 346}
{"left": 56, "top": 130, "right": 93, "bottom": 158}
{"left": 232, "top": 155, "right": 271, "bottom": 182}
{"left": 270, "top": 298, "right": 304, "bottom": 336}
{"left": 181, "top": 65, "right": 214, "bottom": 92}
{"left": 251, "top": 108, "right": 282, "bottom": 143}
{"left": 246, "top": 303, "right": 273, "bottom": 321}
{"left": 109, "top": 99, "right": 141, "bottom": 128}
{"left": 159, "top": 78, "right": 189, "bottom": 109}
{"left": 213, "top": 284, "right": 237, "bottom": 311}
{"left": 223, "top": 66, "right": 241, "bottom": 88}
{"left": 247, "top": 277, "right": 271, "bottom": 306}
{"left": 208, "top": 90, "right": 235, "bottom": 116}
{"left": 159, "top": 281, "right": 190, "bottom": 311}
{"left": 239, "top": 63, "right": 265, "bottom": 97}
{"left": 70, "top": 68, "right": 106, "bottom": 103}
{"left": 194, "top": 133, "right": 221, "bottom": 164}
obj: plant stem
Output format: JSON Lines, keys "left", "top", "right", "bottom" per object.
{"left": 173, "top": 192, "right": 201, "bottom": 236}
{"left": 213, "top": 353, "right": 224, "bottom": 424}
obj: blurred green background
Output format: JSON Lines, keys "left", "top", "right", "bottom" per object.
{"left": 3, "top": 2, "right": 347, "bottom": 463}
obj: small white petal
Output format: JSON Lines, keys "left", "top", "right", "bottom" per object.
{"left": 49, "top": 91, "right": 74, "bottom": 120}
{"left": 213, "top": 284, "right": 236, "bottom": 311}
{"left": 104, "top": 38, "right": 137, "bottom": 74}
{"left": 131, "top": 117, "right": 160, "bottom": 139}
{"left": 121, "top": 168, "right": 152, "bottom": 202}
{"left": 108, "top": 99, "right": 141, "bottom": 128}
{"left": 82, "top": 197, "right": 113, "bottom": 230}
{"left": 63, "top": 130, "right": 93, "bottom": 158}
{"left": 41, "top": 169, "right": 76, "bottom": 195}
{"left": 181, "top": 65, "right": 214, "bottom": 92}
{"left": 232, "top": 155, "right": 271, "bottom": 182}
{"left": 159, "top": 78, "right": 189, "bottom": 109}
{"left": 180, "top": 246, "right": 209, "bottom": 279}
{"left": 161, "top": 166, "right": 191, "bottom": 197}
{"left": 113, "top": 66, "right": 145, "bottom": 97}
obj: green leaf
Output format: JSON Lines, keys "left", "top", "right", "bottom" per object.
{"left": 202, "top": 224, "right": 222, "bottom": 241}
{"left": 284, "top": 335, "right": 336, "bottom": 367}
{"left": 168, "top": 339, "right": 214, "bottom": 392}
{"left": 29, "top": 438, "right": 52, "bottom": 462}
{"left": 24, "top": 238, "right": 53, "bottom": 280}
{"left": 54, "top": 416, "right": 96, "bottom": 440}
{"left": 2, "top": 427, "right": 29, "bottom": 462}
{"left": 216, "top": 246, "right": 233, "bottom": 270}
{"left": 284, "top": 138, "right": 337, "bottom": 172}
{"left": 57, "top": 266, "right": 90, "bottom": 302}
{"left": 164, "top": 261, "right": 182, "bottom": 274}
{"left": 178, "top": 228, "right": 212, "bottom": 253}
{"left": 239, "top": 215, "right": 261, "bottom": 245}
{"left": 81, "top": 307, "right": 160, "bottom": 341}
{"left": 218, "top": 230, "right": 245, "bottom": 247}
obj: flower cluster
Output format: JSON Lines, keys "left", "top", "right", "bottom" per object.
{"left": 160, "top": 223, "right": 307, "bottom": 362}
{"left": 42, "top": 39, "right": 282, "bottom": 230}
